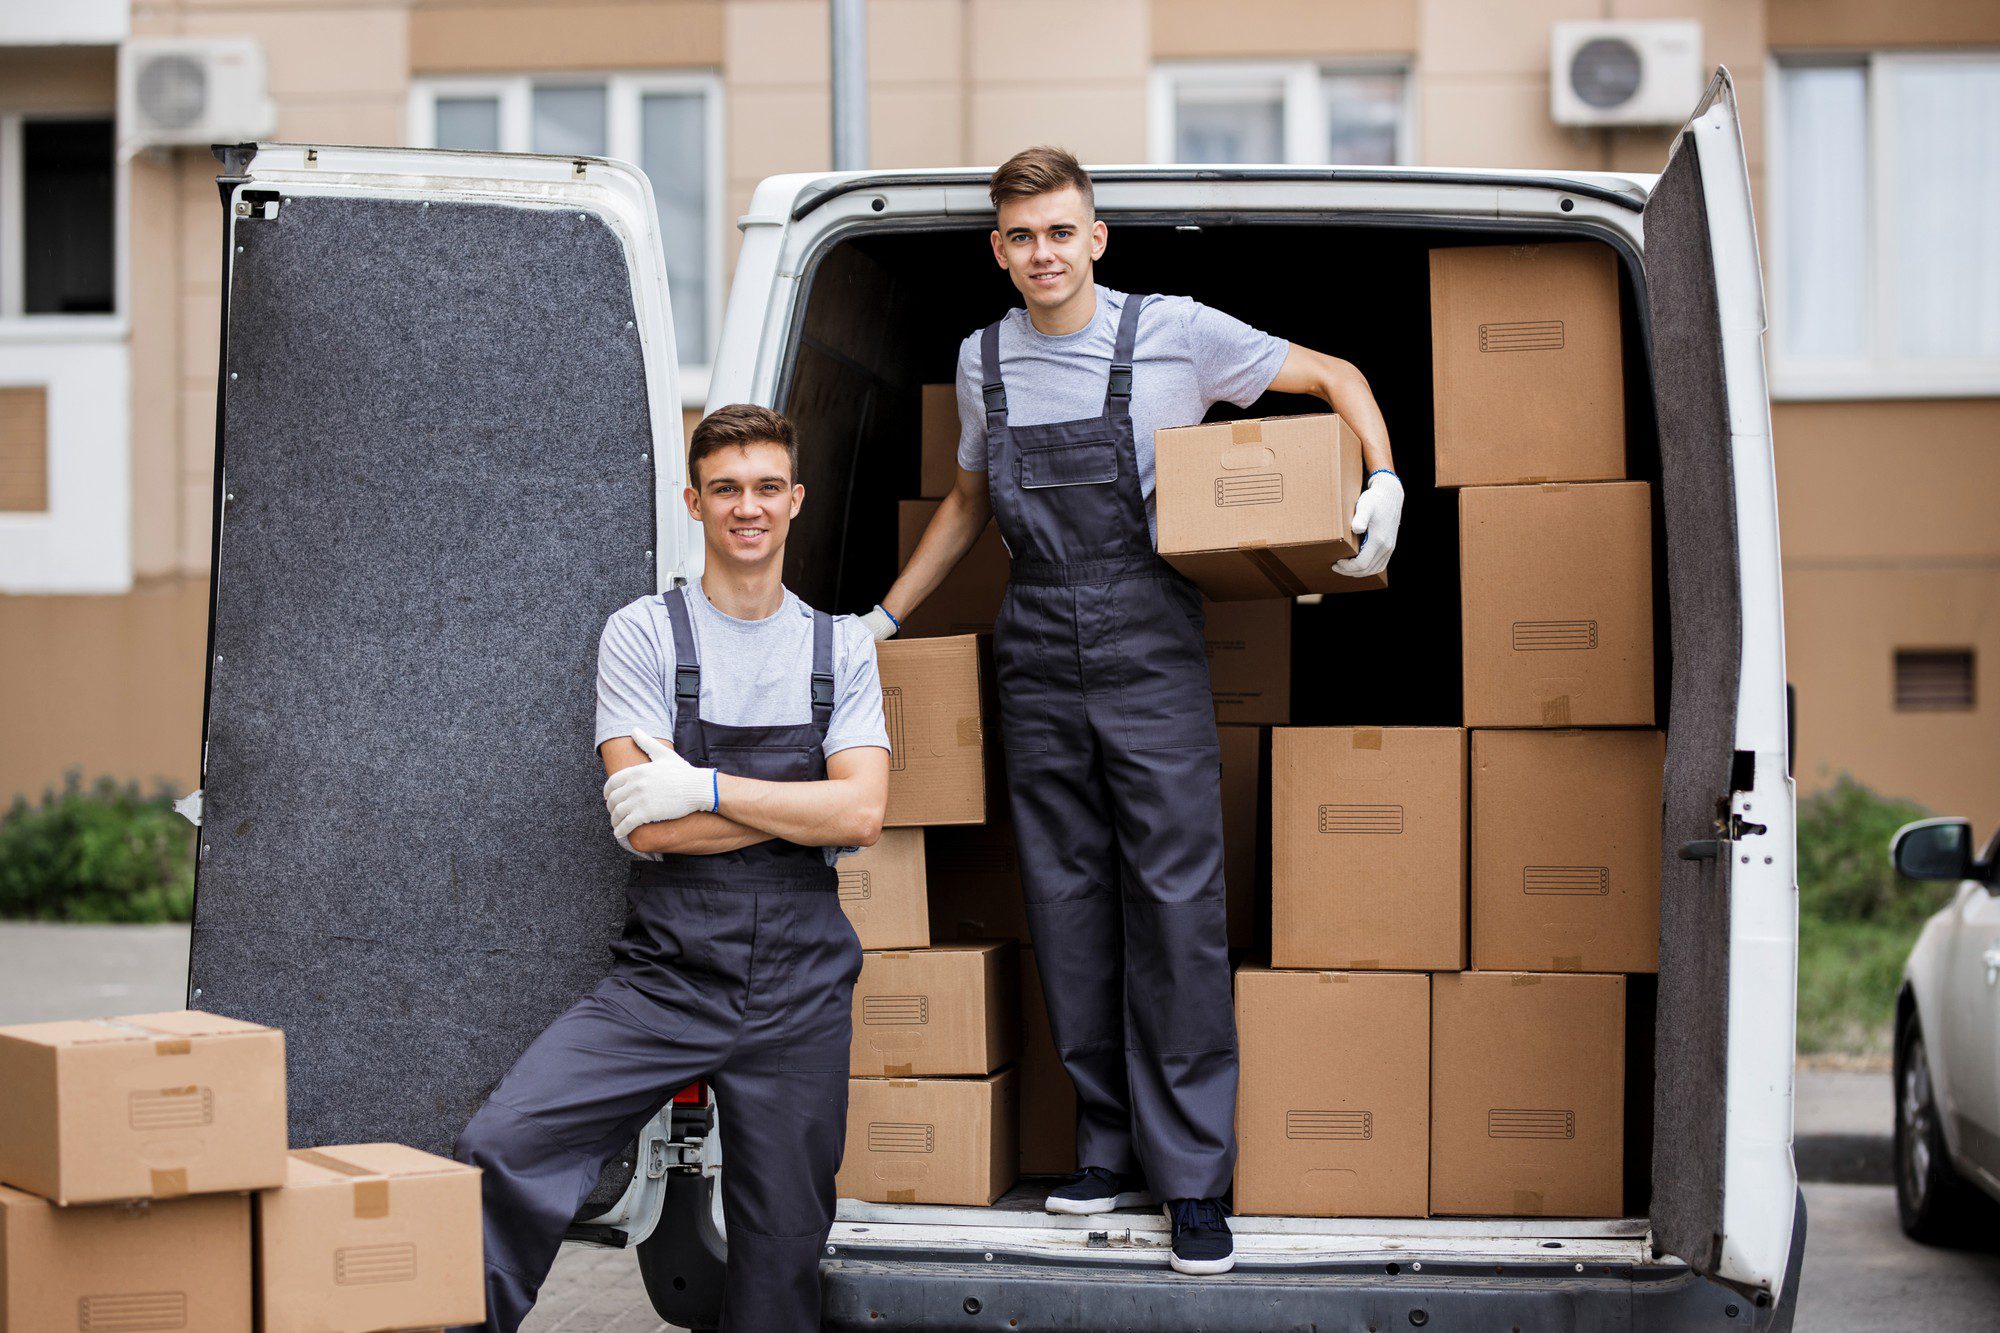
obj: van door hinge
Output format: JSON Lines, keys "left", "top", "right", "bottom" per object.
{"left": 174, "top": 789, "right": 204, "bottom": 827}
{"left": 234, "top": 188, "right": 282, "bottom": 221}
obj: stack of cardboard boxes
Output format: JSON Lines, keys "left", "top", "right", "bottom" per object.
{"left": 1172, "top": 240, "right": 1657, "bottom": 1221}
{"left": 0, "top": 1011, "right": 483, "bottom": 1331}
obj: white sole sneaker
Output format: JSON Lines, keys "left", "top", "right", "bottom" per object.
{"left": 1169, "top": 1252, "right": 1237, "bottom": 1276}
{"left": 1044, "top": 1188, "right": 1154, "bottom": 1216}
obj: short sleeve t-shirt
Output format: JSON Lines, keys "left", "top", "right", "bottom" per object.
{"left": 954, "top": 286, "right": 1289, "bottom": 542}
{"left": 594, "top": 579, "right": 890, "bottom": 862}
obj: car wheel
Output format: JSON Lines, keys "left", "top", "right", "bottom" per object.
{"left": 1894, "top": 1013, "right": 1991, "bottom": 1244}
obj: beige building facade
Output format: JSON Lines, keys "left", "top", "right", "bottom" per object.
{"left": 2, "top": 0, "right": 1996, "bottom": 827}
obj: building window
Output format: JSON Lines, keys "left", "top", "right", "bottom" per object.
{"left": 1150, "top": 61, "right": 1412, "bottom": 167}
{"left": 1894, "top": 649, "right": 1976, "bottom": 712}
{"left": 1, "top": 114, "right": 116, "bottom": 318}
{"left": 1771, "top": 53, "right": 2000, "bottom": 398}
{"left": 411, "top": 75, "right": 723, "bottom": 381}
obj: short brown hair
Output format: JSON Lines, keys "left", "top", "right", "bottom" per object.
{"left": 989, "top": 145, "right": 1094, "bottom": 214}
{"left": 688, "top": 403, "right": 798, "bottom": 486}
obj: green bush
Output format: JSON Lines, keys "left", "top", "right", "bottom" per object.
{"left": 1794, "top": 776, "right": 1961, "bottom": 1056}
{"left": 0, "top": 774, "right": 196, "bottom": 923}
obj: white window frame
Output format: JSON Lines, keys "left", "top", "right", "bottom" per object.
{"left": 1148, "top": 58, "right": 1416, "bottom": 168}
{"left": 1767, "top": 49, "right": 2000, "bottom": 400}
{"left": 409, "top": 72, "right": 725, "bottom": 401}
{"left": 0, "top": 106, "right": 127, "bottom": 328}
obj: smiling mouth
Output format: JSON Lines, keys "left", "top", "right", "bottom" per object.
{"left": 729, "top": 527, "right": 768, "bottom": 541}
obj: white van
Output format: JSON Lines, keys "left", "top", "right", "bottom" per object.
{"left": 190, "top": 67, "right": 1800, "bottom": 1330}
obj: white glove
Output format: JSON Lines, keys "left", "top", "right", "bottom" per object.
{"left": 858, "top": 604, "right": 901, "bottom": 641}
{"left": 1333, "top": 470, "right": 1403, "bottom": 579}
{"left": 604, "top": 729, "right": 717, "bottom": 839}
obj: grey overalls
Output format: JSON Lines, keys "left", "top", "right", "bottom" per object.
{"left": 982, "top": 294, "right": 1239, "bottom": 1201}
{"left": 455, "top": 587, "right": 861, "bottom": 1333}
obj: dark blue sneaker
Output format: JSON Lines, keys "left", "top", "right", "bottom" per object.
{"left": 1165, "top": 1197, "right": 1235, "bottom": 1274}
{"left": 1044, "top": 1166, "right": 1153, "bottom": 1215}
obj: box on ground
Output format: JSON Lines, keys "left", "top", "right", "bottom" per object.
{"left": 1471, "top": 729, "right": 1664, "bottom": 973}
{"left": 1429, "top": 241, "right": 1626, "bottom": 488}
{"left": 878, "top": 635, "right": 989, "bottom": 826}
{"left": 898, "top": 499, "right": 1008, "bottom": 638}
{"left": 1219, "top": 724, "right": 1266, "bottom": 952}
{"left": 1203, "top": 597, "right": 1290, "bottom": 724}
{"left": 1430, "top": 971, "right": 1624, "bottom": 1218}
{"left": 837, "top": 1070, "right": 1019, "bottom": 1206}
{"left": 1156, "top": 414, "right": 1386, "bottom": 601}
{"left": 0, "top": 1010, "right": 287, "bottom": 1205}
{"left": 1235, "top": 967, "right": 1429, "bottom": 1218}
{"left": 258, "top": 1144, "right": 484, "bottom": 1333}
{"left": 1018, "top": 948, "right": 1077, "bottom": 1176}
{"left": 1272, "top": 728, "right": 1466, "bottom": 971}
{"left": 920, "top": 383, "right": 959, "bottom": 498}
{"left": 1460, "top": 482, "right": 1654, "bottom": 728}
{"left": 852, "top": 942, "right": 1019, "bottom": 1077}
{"left": 926, "top": 820, "right": 1031, "bottom": 943}
{"left": 0, "top": 1185, "right": 251, "bottom": 1332}
{"left": 838, "top": 826, "right": 931, "bottom": 950}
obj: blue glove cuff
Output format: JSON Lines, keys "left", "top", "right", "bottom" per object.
{"left": 1367, "top": 468, "right": 1398, "bottom": 484}
{"left": 879, "top": 603, "right": 901, "bottom": 630}
{"left": 710, "top": 769, "right": 720, "bottom": 813}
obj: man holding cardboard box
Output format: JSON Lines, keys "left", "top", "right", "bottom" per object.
{"left": 859, "top": 148, "right": 1401, "bottom": 1274}
{"left": 455, "top": 406, "right": 890, "bottom": 1333}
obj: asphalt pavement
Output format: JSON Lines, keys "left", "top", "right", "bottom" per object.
{"left": 5, "top": 922, "right": 1998, "bottom": 1332}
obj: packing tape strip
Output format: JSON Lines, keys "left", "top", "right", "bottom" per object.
{"left": 150, "top": 1168, "right": 188, "bottom": 1198}
{"left": 882, "top": 1064, "right": 914, "bottom": 1077}
{"left": 1229, "top": 420, "right": 1263, "bottom": 445}
{"left": 1351, "top": 728, "right": 1383, "bottom": 751}
{"left": 1348, "top": 959, "right": 1380, "bottom": 970}
{"left": 1242, "top": 547, "right": 1310, "bottom": 598}
{"left": 1552, "top": 955, "right": 1583, "bottom": 970}
{"left": 1513, "top": 1189, "right": 1545, "bottom": 1213}
{"left": 955, "top": 716, "right": 983, "bottom": 747}
{"left": 91, "top": 1018, "right": 195, "bottom": 1056}
{"left": 1541, "top": 696, "right": 1573, "bottom": 727}
{"left": 1510, "top": 974, "right": 1543, "bottom": 986}
{"left": 887, "top": 1189, "right": 917, "bottom": 1204}
{"left": 294, "top": 1148, "right": 393, "bottom": 1219}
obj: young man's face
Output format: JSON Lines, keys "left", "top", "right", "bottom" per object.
{"left": 683, "top": 440, "right": 803, "bottom": 573}
{"left": 990, "top": 185, "right": 1108, "bottom": 316}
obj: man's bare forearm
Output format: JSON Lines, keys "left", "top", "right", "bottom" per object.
{"left": 881, "top": 471, "right": 992, "bottom": 622}
{"left": 717, "top": 771, "right": 885, "bottom": 848}
{"left": 628, "top": 811, "right": 771, "bottom": 856}
{"left": 1269, "top": 344, "right": 1394, "bottom": 475}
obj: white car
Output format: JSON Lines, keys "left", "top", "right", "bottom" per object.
{"left": 190, "top": 66, "right": 1802, "bottom": 1330}
{"left": 1892, "top": 817, "right": 2000, "bottom": 1241}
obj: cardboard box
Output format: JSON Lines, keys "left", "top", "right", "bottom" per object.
{"left": 898, "top": 499, "right": 1009, "bottom": 638}
{"left": 1459, "top": 483, "right": 1654, "bottom": 728}
{"left": 1430, "top": 242, "right": 1626, "bottom": 487}
{"left": 1018, "top": 948, "right": 1077, "bottom": 1176}
{"left": 1471, "top": 729, "right": 1664, "bottom": 973}
{"left": 878, "top": 635, "right": 988, "bottom": 826}
{"left": 837, "top": 1070, "right": 1019, "bottom": 1206}
{"left": 1204, "top": 597, "right": 1290, "bottom": 724}
{"left": 926, "top": 820, "right": 1031, "bottom": 942}
{"left": 1156, "top": 413, "right": 1385, "bottom": 601}
{"left": 0, "top": 1010, "right": 287, "bottom": 1205}
{"left": 1271, "top": 728, "right": 1466, "bottom": 971}
{"left": 1235, "top": 967, "right": 1429, "bottom": 1218}
{"left": 838, "top": 827, "right": 931, "bottom": 950}
{"left": 0, "top": 1185, "right": 251, "bottom": 1332}
{"left": 1219, "top": 724, "right": 1265, "bottom": 951}
{"left": 851, "top": 942, "right": 1018, "bottom": 1076}
{"left": 920, "top": 383, "right": 960, "bottom": 498}
{"left": 257, "top": 1144, "right": 484, "bottom": 1333}
{"left": 1430, "top": 972, "right": 1624, "bottom": 1217}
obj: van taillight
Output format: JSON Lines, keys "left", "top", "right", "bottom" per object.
{"left": 672, "top": 1081, "right": 707, "bottom": 1106}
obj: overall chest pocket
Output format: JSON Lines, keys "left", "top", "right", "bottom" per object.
{"left": 1016, "top": 432, "right": 1119, "bottom": 489}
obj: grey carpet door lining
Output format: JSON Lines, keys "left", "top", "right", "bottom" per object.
{"left": 191, "top": 190, "right": 656, "bottom": 1208}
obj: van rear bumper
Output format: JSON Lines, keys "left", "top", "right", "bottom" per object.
{"left": 821, "top": 1248, "right": 1787, "bottom": 1332}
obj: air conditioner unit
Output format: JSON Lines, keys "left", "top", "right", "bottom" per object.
{"left": 119, "top": 38, "right": 277, "bottom": 150}
{"left": 1550, "top": 20, "right": 1702, "bottom": 127}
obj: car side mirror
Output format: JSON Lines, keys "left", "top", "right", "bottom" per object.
{"left": 1891, "top": 818, "right": 1974, "bottom": 882}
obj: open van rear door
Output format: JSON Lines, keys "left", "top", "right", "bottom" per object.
{"left": 188, "top": 144, "right": 692, "bottom": 1242}
{"left": 1642, "top": 70, "right": 1802, "bottom": 1307}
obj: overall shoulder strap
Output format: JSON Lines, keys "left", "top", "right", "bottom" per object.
{"left": 979, "top": 320, "right": 1009, "bottom": 434}
{"left": 808, "top": 609, "right": 836, "bottom": 736}
{"left": 1105, "top": 293, "right": 1146, "bottom": 413}
{"left": 662, "top": 586, "right": 702, "bottom": 727}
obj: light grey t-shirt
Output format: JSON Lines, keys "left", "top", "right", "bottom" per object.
{"left": 594, "top": 579, "right": 890, "bottom": 861}
{"left": 955, "top": 286, "right": 1290, "bottom": 541}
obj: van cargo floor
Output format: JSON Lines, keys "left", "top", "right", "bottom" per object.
{"left": 834, "top": 1179, "right": 1654, "bottom": 1267}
